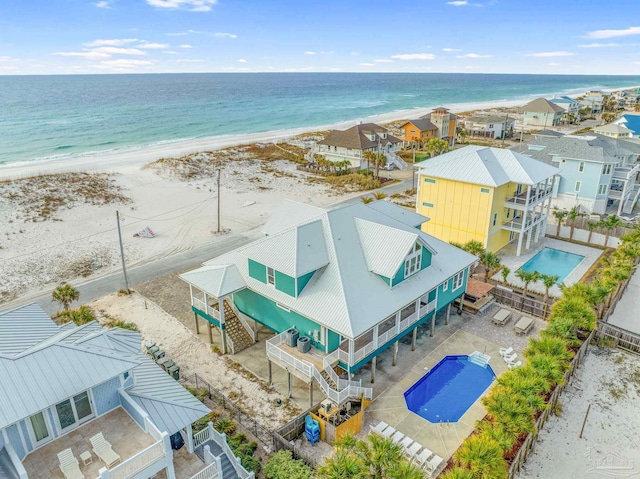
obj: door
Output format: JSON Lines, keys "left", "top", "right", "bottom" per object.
{"left": 29, "top": 412, "right": 51, "bottom": 446}
{"left": 55, "top": 391, "right": 94, "bottom": 431}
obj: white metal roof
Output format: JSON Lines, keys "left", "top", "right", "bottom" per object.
{"left": 201, "top": 201, "right": 476, "bottom": 338}
{"left": 261, "top": 199, "right": 325, "bottom": 235}
{"left": 365, "top": 200, "right": 429, "bottom": 227}
{"left": 180, "top": 264, "right": 247, "bottom": 298}
{"left": 0, "top": 303, "right": 59, "bottom": 357}
{"left": 416, "top": 145, "right": 559, "bottom": 187}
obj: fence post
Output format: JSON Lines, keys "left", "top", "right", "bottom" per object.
{"left": 204, "top": 445, "right": 212, "bottom": 465}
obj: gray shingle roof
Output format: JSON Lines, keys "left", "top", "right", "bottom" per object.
{"left": 416, "top": 145, "right": 559, "bottom": 187}
{"left": 523, "top": 98, "right": 565, "bottom": 114}
{"left": 401, "top": 119, "right": 438, "bottom": 131}
{"left": 318, "top": 123, "right": 401, "bottom": 150}
{"left": 199, "top": 201, "right": 476, "bottom": 339}
{"left": 515, "top": 135, "right": 640, "bottom": 165}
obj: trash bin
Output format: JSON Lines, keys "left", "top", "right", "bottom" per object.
{"left": 286, "top": 328, "right": 299, "bottom": 347}
{"left": 170, "top": 432, "right": 184, "bottom": 450}
{"left": 168, "top": 364, "right": 180, "bottom": 380}
{"left": 147, "top": 345, "right": 159, "bottom": 358}
{"left": 297, "top": 336, "right": 310, "bottom": 353}
{"left": 144, "top": 341, "right": 156, "bottom": 352}
{"left": 151, "top": 349, "right": 166, "bottom": 361}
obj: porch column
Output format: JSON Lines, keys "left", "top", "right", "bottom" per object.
{"left": 268, "top": 359, "right": 273, "bottom": 385}
{"left": 194, "top": 312, "right": 200, "bottom": 335}
{"left": 189, "top": 284, "right": 194, "bottom": 307}
{"left": 395, "top": 311, "right": 401, "bottom": 335}
{"left": 162, "top": 432, "right": 176, "bottom": 479}
{"left": 186, "top": 424, "right": 194, "bottom": 454}
{"left": 208, "top": 322, "right": 214, "bottom": 344}
{"left": 411, "top": 328, "right": 417, "bottom": 351}
{"left": 373, "top": 325, "right": 379, "bottom": 349}
{"left": 219, "top": 299, "right": 227, "bottom": 354}
{"left": 516, "top": 186, "right": 532, "bottom": 256}
{"left": 525, "top": 227, "right": 533, "bottom": 250}
{"left": 309, "top": 378, "right": 314, "bottom": 407}
{"left": 392, "top": 342, "right": 398, "bottom": 367}
{"left": 370, "top": 356, "right": 376, "bottom": 384}
{"left": 348, "top": 339, "right": 355, "bottom": 367}
{"left": 98, "top": 468, "right": 110, "bottom": 479}
{"left": 430, "top": 314, "right": 435, "bottom": 337}
{"left": 445, "top": 303, "right": 451, "bottom": 325}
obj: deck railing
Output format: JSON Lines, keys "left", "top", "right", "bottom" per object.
{"left": 107, "top": 441, "right": 165, "bottom": 479}
{"left": 210, "top": 427, "right": 255, "bottom": 479}
{"left": 192, "top": 297, "right": 221, "bottom": 321}
{"left": 188, "top": 462, "right": 218, "bottom": 479}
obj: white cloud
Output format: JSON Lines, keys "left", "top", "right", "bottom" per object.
{"left": 447, "top": 0, "right": 468, "bottom": 5}
{"left": 94, "top": 1, "right": 111, "bottom": 8}
{"left": 456, "top": 53, "right": 492, "bottom": 58}
{"left": 177, "top": 59, "right": 205, "bottom": 63}
{"left": 304, "top": 51, "right": 317, "bottom": 55}
{"left": 374, "top": 59, "right": 393, "bottom": 63}
{"left": 138, "top": 42, "right": 170, "bottom": 49}
{"left": 167, "top": 30, "right": 198, "bottom": 36}
{"left": 0, "top": 56, "right": 18, "bottom": 61}
{"left": 586, "top": 26, "right": 640, "bottom": 39}
{"left": 180, "top": 44, "right": 193, "bottom": 49}
{"left": 52, "top": 51, "right": 111, "bottom": 59}
{"left": 92, "top": 59, "right": 153, "bottom": 70}
{"left": 93, "top": 47, "right": 148, "bottom": 55}
{"left": 442, "top": 48, "right": 461, "bottom": 52}
{"left": 330, "top": 68, "right": 341, "bottom": 71}
{"left": 359, "top": 63, "right": 375, "bottom": 66}
{"left": 547, "top": 62, "right": 561, "bottom": 66}
{"left": 84, "top": 38, "right": 138, "bottom": 47}
{"left": 146, "top": 0, "right": 218, "bottom": 12}
{"left": 578, "top": 42, "right": 620, "bottom": 48}
{"left": 525, "top": 51, "right": 574, "bottom": 57}
{"left": 221, "top": 66, "right": 250, "bottom": 71}
{"left": 237, "top": 58, "right": 248, "bottom": 63}
{"left": 163, "top": 51, "right": 180, "bottom": 54}
{"left": 391, "top": 53, "right": 435, "bottom": 60}
{"left": 213, "top": 32, "right": 237, "bottom": 39}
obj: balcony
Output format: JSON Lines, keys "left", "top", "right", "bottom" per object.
{"left": 612, "top": 164, "right": 640, "bottom": 180}
{"left": 22, "top": 408, "right": 158, "bottom": 479}
{"left": 192, "top": 297, "right": 221, "bottom": 322}
{"left": 502, "top": 213, "right": 545, "bottom": 232}
{"left": 505, "top": 186, "right": 553, "bottom": 210}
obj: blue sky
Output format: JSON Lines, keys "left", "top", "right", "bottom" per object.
{"left": 1, "top": 0, "right": 640, "bottom": 75}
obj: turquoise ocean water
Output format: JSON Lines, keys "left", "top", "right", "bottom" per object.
{"left": 1, "top": 73, "right": 639, "bottom": 166}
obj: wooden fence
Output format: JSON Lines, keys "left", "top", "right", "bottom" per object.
{"left": 507, "top": 329, "right": 595, "bottom": 478}
{"left": 273, "top": 404, "right": 323, "bottom": 467}
{"left": 491, "top": 286, "right": 552, "bottom": 320}
{"left": 596, "top": 323, "right": 640, "bottom": 355}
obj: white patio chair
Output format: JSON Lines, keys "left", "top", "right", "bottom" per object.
{"left": 426, "top": 455, "right": 444, "bottom": 475}
{"left": 57, "top": 448, "right": 85, "bottom": 479}
{"left": 503, "top": 353, "right": 517, "bottom": 364}
{"left": 499, "top": 347, "right": 514, "bottom": 358}
{"left": 370, "top": 421, "right": 388, "bottom": 435}
{"left": 90, "top": 432, "right": 121, "bottom": 468}
{"left": 391, "top": 431, "right": 405, "bottom": 444}
{"left": 508, "top": 360, "right": 523, "bottom": 369}
{"left": 381, "top": 426, "right": 396, "bottom": 438}
{"left": 400, "top": 436, "right": 413, "bottom": 451}
{"left": 406, "top": 441, "right": 422, "bottom": 458}
{"left": 414, "top": 447, "right": 433, "bottom": 466}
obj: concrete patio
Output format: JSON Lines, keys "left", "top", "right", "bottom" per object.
{"left": 22, "top": 407, "right": 156, "bottom": 479}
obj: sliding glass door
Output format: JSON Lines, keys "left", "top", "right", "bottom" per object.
{"left": 55, "top": 391, "right": 94, "bottom": 431}
{"left": 29, "top": 412, "right": 50, "bottom": 445}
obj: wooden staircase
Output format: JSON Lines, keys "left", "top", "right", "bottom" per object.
{"left": 320, "top": 369, "right": 337, "bottom": 390}
{"left": 223, "top": 300, "right": 254, "bottom": 354}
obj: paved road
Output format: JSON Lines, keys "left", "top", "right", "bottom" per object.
{"left": 4, "top": 177, "right": 414, "bottom": 315}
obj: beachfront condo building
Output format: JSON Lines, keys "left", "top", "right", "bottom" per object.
{"left": 311, "top": 122, "right": 403, "bottom": 169}
{"left": 458, "top": 114, "right": 515, "bottom": 139}
{"left": 400, "top": 107, "right": 458, "bottom": 145}
{"left": 180, "top": 200, "right": 475, "bottom": 405}
{"left": 0, "top": 303, "right": 227, "bottom": 479}
{"left": 514, "top": 134, "right": 640, "bottom": 216}
{"left": 415, "top": 145, "right": 559, "bottom": 256}
{"left": 521, "top": 98, "right": 565, "bottom": 127}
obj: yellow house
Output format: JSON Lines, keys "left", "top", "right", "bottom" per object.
{"left": 416, "top": 145, "right": 559, "bottom": 256}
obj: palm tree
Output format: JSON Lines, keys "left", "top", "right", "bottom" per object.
{"left": 352, "top": 433, "right": 403, "bottom": 479}
{"left": 500, "top": 266, "right": 510, "bottom": 285}
{"left": 387, "top": 462, "right": 425, "bottom": 479}
{"left": 52, "top": 283, "right": 79, "bottom": 311}
{"left": 362, "top": 150, "right": 375, "bottom": 173}
{"left": 58, "top": 305, "right": 96, "bottom": 325}
{"left": 453, "top": 434, "right": 508, "bottom": 479}
{"left": 586, "top": 220, "right": 599, "bottom": 244}
{"left": 525, "top": 353, "right": 567, "bottom": 387}
{"left": 515, "top": 269, "right": 539, "bottom": 296}
{"left": 456, "top": 126, "right": 468, "bottom": 144}
{"left": 475, "top": 421, "right": 516, "bottom": 453}
{"left": 463, "top": 240, "right": 485, "bottom": 256}
{"left": 600, "top": 215, "right": 624, "bottom": 247}
{"left": 369, "top": 152, "right": 387, "bottom": 180}
{"left": 567, "top": 206, "right": 581, "bottom": 240}
{"left": 482, "top": 385, "right": 536, "bottom": 438}
{"left": 602, "top": 112, "right": 616, "bottom": 123}
{"left": 440, "top": 468, "right": 474, "bottom": 479}
{"left": 316, "top": 449, "right": 363, "bottom": 479}
{"left": 603, "top": 262, "right": 633, "bottom": 307}
{"left": 479, "top": 251, "right": 501, "bottom": 282}
{"left": 424, "top": 138, "right": 449, "bottom": 157}
{"left": 540, "top": 274, "right": 559, "bottom": 305}
{"left": 553, "top": 210, "right": 568, "bottom": 237}
{"left": 525, "top": 336, "right": 574, "bottom": 364}
{"left": 635, "top": 104, "right": 640, "bottom": 113}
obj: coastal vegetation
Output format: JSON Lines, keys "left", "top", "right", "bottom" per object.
{"left": 52, "top": 283, "right": 79, "bottom": 311}
{"left": 264, "top": 450, "right": 312, "bottom": 479}
{"left": 442, "top": 225, "right": 640, "bottom": 477}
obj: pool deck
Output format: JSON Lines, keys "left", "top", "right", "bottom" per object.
{"left": 494, "top": 237, "right": 603, "bottom": 297}
{"left": 364, "top": 329, "right": 508, "bottom": 462}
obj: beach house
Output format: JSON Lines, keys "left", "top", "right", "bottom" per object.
{"left": 521, "top": 98, "right": 565, "bottom": 127}
{"left": 312, "top": 123, "right": 403, "bottom": 169}
{"left": 400, "top": 107, "right": 457, "bottom": 146}
{"left": 180, "top": 200, "right": 476, "bottom": 405}
{"left": 0, "top": 303, "right": 214, "bottom": 479}
{"left": 415, "top": 145, "right": 559, "bottom": 256}
{"left": 514, "top": 135, "right": 640, "bottom": 215}
{"left": 550, "top": 96, "right": 581, "bottom": 123}
{"left": 459, "top": 114, "right": 515, "bottom": 139}
{"left": 593, "top": 123, "right": 634, "bottom": 139}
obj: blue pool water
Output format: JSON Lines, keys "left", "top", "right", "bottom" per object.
{"left": 519, "top": 247, "right": 585, "bottom": 283}
{"left": 404, "top": 355, "right": 495, "bottom": 423}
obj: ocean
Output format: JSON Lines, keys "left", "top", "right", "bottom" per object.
{"left": 1, "top": 73, "right": 639, "bottom": 166}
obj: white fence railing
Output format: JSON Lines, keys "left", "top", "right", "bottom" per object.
{"left": 192, "top": 297, "right": 221, "bottom": 321}
{"left": 266, "top": 332, "right": 314, "bottom": 377}
{"left": 108, "top": 441, "right": 165, "bottom": 479}
{"left": 194, "top": 426, "right": 212, "bottom": 449}
{"left": 210, "top": 427, "right": 255, "bottom": 479}
{"left": 189, "top": 463, "right": 218, "bottom": 479}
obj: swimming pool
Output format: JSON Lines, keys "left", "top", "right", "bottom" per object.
{"left": 404, "top": 355, "right": 495, "bottom": 423}
{"left": 519, "top": 247, "right": 585, "bottom": 283}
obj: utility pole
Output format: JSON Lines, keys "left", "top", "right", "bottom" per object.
{"left": 116, "top": 211, "right": 130, "bottom": 294}
{"left": 216, "top": 169, "right": 221, "bottom": 233}
{"left": 501, "top": 114, "right": 509, "bottom": 148}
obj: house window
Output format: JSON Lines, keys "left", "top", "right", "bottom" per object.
{"left": 410, "top": 130, "right": 416, "bottom": 133}
{"left": 602, "top": 164, "right": 612, "bottom": 175}
{"left": 424, "top": 178, "right": 436, "bottom": 184}
{"left": 480, "top": 187, "right": 490, "bottom": 194}
{"left": 422, "top": 202, "right": 434, "bottom": 208}
{"left": 55, "top": 391, "right": 93, "bottom": 431}
{"left": 488, "top": 124, "right": 494, "bottom": 129}
{"left": 404, "top": 243, "right": 422, "bottom": 278}
{"left": 29, "top": 412, "right": 50, "bottom": 444}
{"left": 266, "top": 267, "right": 275, "bottom": 286}
{"left": 442, "top": 280, "right": 448, "bottom": 292}
{"left": 452, "top": 271, "right": 464, "bottom": 291}
{"left": 575, "top": 181, "right": 582, "bottom": 192}
{"left": 578, "top": 161, "right": 585, "bottom": 172}
{"left": 123, "top": 371, "right": 130, "bottom": 381}
{"left": 493, "top": 213, "right": 498, "bottom": 226}
{"left": 598, "top": 184, "right": 608, "bottom": 195}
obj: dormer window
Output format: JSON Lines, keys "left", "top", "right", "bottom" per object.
{"left": 404, "top": 243, "right": 422, "bottom": 277}
{"left": 267, "top": 267, "right": 275, "bottom": 286}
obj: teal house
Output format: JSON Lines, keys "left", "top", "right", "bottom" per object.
{"left": 181, "top": 200, "right": 476, "bottom": 405}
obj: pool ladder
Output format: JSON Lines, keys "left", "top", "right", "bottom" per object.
{"left": 468, "top": 351, "right": 490, "bottom": 368}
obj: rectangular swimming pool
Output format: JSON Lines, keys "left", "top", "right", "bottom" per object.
{"left": 519, "top": 247, "right": 585, "bottom": 283}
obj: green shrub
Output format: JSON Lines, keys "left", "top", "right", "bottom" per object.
{"left": 58, "top": 305, "right": 95, "bottom": 325}
{"left": 214, "top": 418, "right": 236, "bottom": 435}
{"left": 264, "top": 450, "right": 312, "bottom": 479}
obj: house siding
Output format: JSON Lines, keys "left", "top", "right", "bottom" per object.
{"left": 485, "top": 183, "right": 512, "bottom": 253}
{"left": 92, "top": 377, "right": 122, "bottom": 417}
{"left": 327, "top": 330, "right": 340, "bottom": 352}
{"left": 119, "top": 394, "right": 145, "bottom": 429}
{"left": 296, "top": 270, "right": 315, "bottom": 295}
{"left": 233, "top": 289, "right": 326, "bottom": 350}
{"left": 6, "top": 425, "right": 24, "bottom": 460}
{"left": 248, "top": 259, "right": 267, "bottom": 283}
{"left": 274, "top": 271, "right": 296, "bottom": 297}
{"left": 19, "top": 421, "right": 31, "bottom": 453}
{"left": 437, "top": 269, "right": 468, "bottom": 311}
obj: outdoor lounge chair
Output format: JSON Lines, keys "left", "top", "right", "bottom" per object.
{"left": 391, "top": 431, "right": 405, "bottom": 444}
{"left": 492, "top": 308, "right": 511, "bottom": 325}
{"left": 57, "top": 448, "right": 85, "bottom": 479}
{"left": 514, "top": 316, "right": 535, "bottom": 335}
{"left": 400, "top": 436, "right": 414, "bottom": 451}
{"left": 90, "top": 432, "right": 121, "bottom": 468}
{"left": 406, "top": 442, "right": 422, "bottom": 458}
{"left": 508, "top": 360, "right": 523, "bottom": 369}
{"left": 381, "top": 426, "right": 396, "bottom": 438}
{"left": 370, "top": 421, "right": 388, "bottom": 435}
{"left": 426, "top": 455, "right": 444, "bottom": 475}
{"left": 503, "top": 353, "right": 517, "bottom": 364}
{"left": 414, "top": 448, "right": 433, "bottom": 466}
{"left": 499, "top": 347, "right": 514, "bottom": 358}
